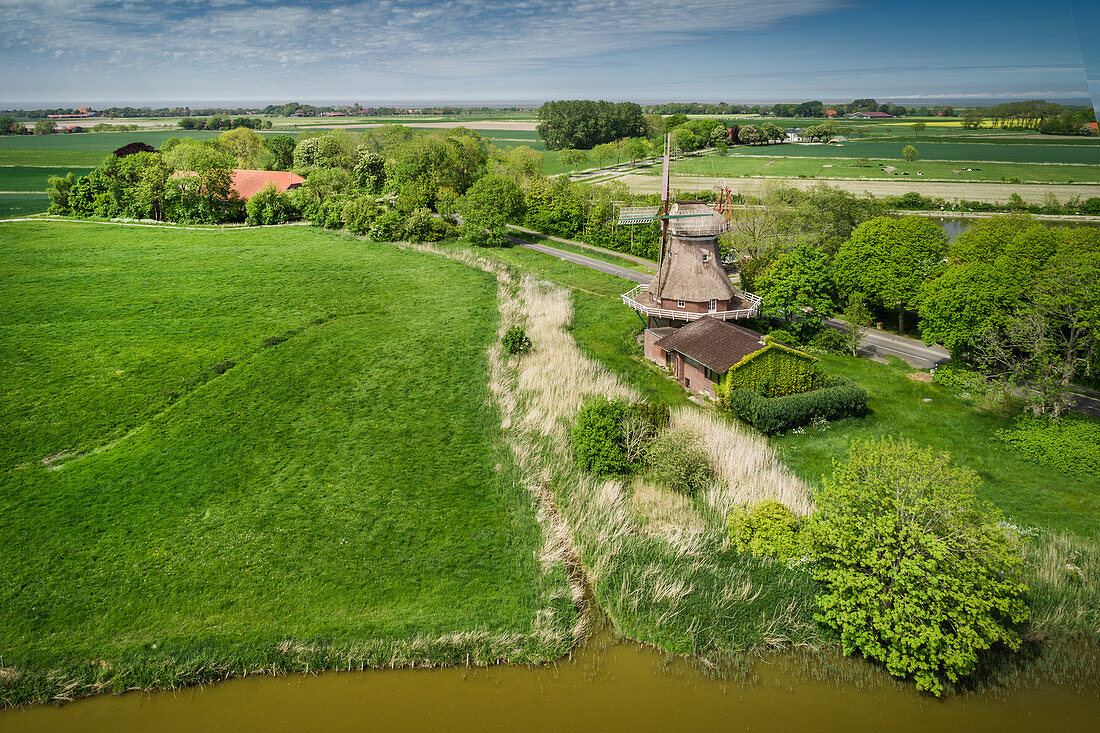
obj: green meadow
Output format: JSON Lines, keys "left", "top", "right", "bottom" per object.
{"left": 0, "top": 222, "right": 570, "bottom": 705}
{"left": 0, "top": 193, "right": 48, "bottom": 218}
{"left": 0, "top": 166, "right": 93, "bottom": 192}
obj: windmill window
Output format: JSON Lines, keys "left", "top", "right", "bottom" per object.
{"left": 708, "top": 299, "right": 717, "bottom": 312}
{"left": 702, "top": 253, "right": 710, "bottom": 263}
{"left": 677, "top": 300, "right": 685, "bottom": 308}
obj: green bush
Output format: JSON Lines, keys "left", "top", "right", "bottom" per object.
{"left": 368, "top": 209, "right": 404, "bottom": 241}
{"left": 931, "top": 361, "right": 984, "bottom": 393}
{"left": 812, "top": 437, "right": 1029, "bottom": 696}
{"left": 727, "top": 500, "right": 805, "bottom": 560}
{"left": 403, "top": 207, "right": 435, "bottom": 242}
{"left": 502, "top": 325, "right": 531, "bottom": 356}
{"left": 996, "top": 415, "right": 1100, "bottom": 477}
{"left": 766, "top": 328, "right": 796, "bottom": 345}
{"left": 245, "top": 184, "right": 296, "bottom": 226}
{"left": 810, "top": 328, "right": 846, "bottom": 354}
{"left": 630, "top": 400, "right": 670, "bottom": 432}
{"left": 720, "top": 343, "right": 820, "bottom": 397}
{"left": 341, "top": 195, "right": 380, "bottom": 235}
{"left": 571, "top": 398, "right": 632, "bottom": 477}
{"left": 644, "top": 430, "right": 714, "bottom": 495}
{"left": 722, "top": 376, "right": 868, "bottom": 434}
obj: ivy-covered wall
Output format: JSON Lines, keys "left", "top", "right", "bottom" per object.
{"left": 718, "top": 341, "right": 819, "bottom": 398}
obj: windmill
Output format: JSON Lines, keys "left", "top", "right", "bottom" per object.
{"left": 620, "top": 133, "right": 761, "bottom": 327}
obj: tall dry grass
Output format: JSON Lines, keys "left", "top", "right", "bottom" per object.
{"left": 670, "top": 408, "right": 815, "bottom": 517}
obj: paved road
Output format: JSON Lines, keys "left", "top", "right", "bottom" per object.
{"left": 505, "top": 236, "right": 651, "bottom": 283}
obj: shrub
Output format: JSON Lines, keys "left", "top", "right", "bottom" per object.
{"left": 766, "top": 328, "right": 796, "bottom": 345}
{"left": 727, "top": 500, "right": 805, "bottom": 560}
{"left": 245, "top": 183, "right": 296, "bottom": 226}
{"left": 810, "top": 328, "right": 846, "bottom": 354}
{"left": 812, "top": 437, "right": 1029, "bottom": 696}
{"left": 403, "top": 207, "right": 435, "bottom": 242}
{"left": 572, "top": 398, "right": 632, "bottom": 477}
{"left": 720, "top": 343, "right": 820, "bottom": 397}
{"left": 368, "top": 209, "right": 404, "bottom": 241}
{"left": 342, "top": 195, "right": 380, "bottom": 235}
{"left": 502, "top": 325, "right": 531, "bottom": 356}
{"left": 995, "top": 415, "right": 1100, "bottom": 477}
{"left": 930, "top": 361, "right": 984, "bottom": 393}
{"left": 644, "top": 430, "right": 714, "bottom": 495}
{"left": 630, "top": 401, "right": 670, "bottom": 432}
{"left": 722, "top": 376, "right": 868, "bottom": 435}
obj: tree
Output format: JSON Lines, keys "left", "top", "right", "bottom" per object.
{"left": 834, "top": 216, "right": 947, "bottom": 334}
{"left": 458, "top": 174, "right": 526, "bottom": 246}
{"left": 354, "top": 149, "right": 386, "bottom": 193}
{"left": 262, "top": 134, "right": 296, "bottom": 171}
{"left": 673, "top": 126, "right": 698, "bottom": 152}
{"left": 840, "top": 292, "right": 872, "bottom": 356}
{"left": 757, "top": 243, "right": 835, "bottom": 332}
{"left": 219, "top": 127, "right": 263, "bottom": 167}
{"left": 902, "top": 145, "right": 917, "bottom": 161}
{"left": 560, "top": 148, "right": 589, "bottom": 174}
{"left": 812, "top": 437, "right": 1028, "bottom": 696}
{"left": 962, "top": 108, "right": 984, "bottom": 129}
{"left": 975, "top": 243, "right": 1100, "bottom": 418}
{"left": 0, "top": 115, "right": 23, "bottom": 135}
{"left": 910, "top": 122, "right": 927, "bottom": 135}
{"left": 34, "top": 119, "right": 56, "bottom": 135}
{"left": 535, "top": 100, "right": 646, "bottom": 150}
{"left": 245, "top": 183, "right": 295, "bottom": 225}
{"left": 592, "top": 142, "right": 616, "bottom": 169}
{"left": 623, "top": 137, "right": 650, "bottom": 164}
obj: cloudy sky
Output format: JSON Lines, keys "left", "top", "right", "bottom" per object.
{"left": 1, "top": 0, "right": 1095, "bottom": 107}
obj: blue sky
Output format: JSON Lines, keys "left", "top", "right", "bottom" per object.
{"left": 0, "top": 0, "right": 1094, "bottom": 107}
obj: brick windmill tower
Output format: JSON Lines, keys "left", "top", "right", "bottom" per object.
{"left": 621, "top": 134, "right": 760, "bottom": 328}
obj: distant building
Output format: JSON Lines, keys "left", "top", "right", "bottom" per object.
{"left": 825, "top": 109, "right": 837, "bottom": 117}
{"left": 47, "top": 107, "right": 97, "bottom": 119}
{"left": 171, "top": 169, "right": 305, "bottom": 200}
{"left": 65, "top": 125, "right": 85, "bottom": 133}
{"left": 785, "top": 127, "right": 805, "bottom": 141}
{"left": 846, "top": 111, "right": 894, "bottom": 119}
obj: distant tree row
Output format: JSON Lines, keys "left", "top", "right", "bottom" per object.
{"left": 643, "top": 99, "right": 944, "bottom": 118}
{"left": 536, "top": 100, "right": 647, "bottom": 150}
{"left": 179, "top": 116, "right": 273, "bottom": 131}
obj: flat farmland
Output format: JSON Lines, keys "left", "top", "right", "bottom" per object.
{"left": 730, "top": 140, "right": 1100, "bottom": 164}
{"left": 0, "top": 193, "right": 48, "bottom": 217}
{"left": 0, "top": 222, "right": 570, "bottom": 705}
{"left": 0, "top": 166, "right": 94, "bottom": 192}
{"left": 653, "top": 155, "right": 1100, "bottom": 184}
{"left": 0, "top": 130, "right": 292, "bottom": 167}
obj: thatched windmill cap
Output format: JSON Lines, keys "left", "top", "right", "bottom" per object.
{"left": 667, "top": 202, "right": 728, "bottom": 238}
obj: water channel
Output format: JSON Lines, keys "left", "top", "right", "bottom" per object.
{"left": 5, "top": 625, "right": 1098, "bottom": 732}
{"left": 928, "top": 214, "right": 1100, "bottom": 240}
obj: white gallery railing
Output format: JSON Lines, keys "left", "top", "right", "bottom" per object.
{"left": 621, "top": 284, "right": 762, "bottom": 320}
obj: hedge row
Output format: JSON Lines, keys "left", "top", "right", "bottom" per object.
{"left": 723, "top": 376, "right": 868, "bottom": 434}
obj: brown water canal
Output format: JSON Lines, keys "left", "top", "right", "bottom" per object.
{"left": 4, "top": 628, "right": 1098, "bottom": 732}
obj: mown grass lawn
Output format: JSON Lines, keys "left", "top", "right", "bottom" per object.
{"left": 0, "top": 223, "right": 567, "bottom": 705}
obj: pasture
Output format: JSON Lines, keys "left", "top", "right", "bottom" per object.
{"left": 0, "top": 193, "right": 48, "bottom": 217}
{"left": 0, "top": 222, "right": 570, "bottom": 705}
{"left": 729, "top": 140, "right": 1100, "bottom": 165}
{"left": 0, "top": 166, "right": 93, "bottom": 192}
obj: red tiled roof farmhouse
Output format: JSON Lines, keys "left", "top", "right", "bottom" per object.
{"left": 230, "top": 169, "right": 305, "bottom": 200}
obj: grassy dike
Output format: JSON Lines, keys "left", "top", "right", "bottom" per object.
{"left": 0, "top": 223, "right": 575, "bottom": 706}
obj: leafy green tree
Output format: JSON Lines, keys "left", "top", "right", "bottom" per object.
{"left": 162, "top": 139, "right": 235, "bottom": 172}
{"left": 560, "top": 148, "right": 589, "bottom": 173}
{"left": 910, "top": 122, "right": 927, "bottom": 135}
{"left": 840, "top": 292, "right": 873, "bottom": 356}
{"left": 354, "top": 148, "right": 387, "bottom": 193}
{"left": 738, "top": 125, "right": 763, "bottom": 145}
{"left": 402, "top": 207, "right": 435, "bottom": 242}
{"left": 34, "top": 119, "right": 56, "bottom": 135}
{"left": 673, "top": 126, "right": 698, "bottom": 152}
{"left": 834, "top": 216, "right": 947, "bottom": 334}
{"left": 757, "top": 243, "right": 835, "bottom": 332}
{"left": 812, "top": 437, "right": 1029, "bottom": 696}
{"left": 341, "top": 195, "right": 380, "bottom": 235}
{"left": 902, "top": 144, "right": 917, "bottom": 161}
{"left": 623, "top": 137, "right": 650, "bottom": 164}
{"left": 592, "top": 142, "right": 616, "bottom": 169}
{"left": 917, "top": 215, "right": 1059, "bottom": 354}
{"left": 0, "top": 115, "right": 23, "bottom": 135}
{"left": 535, "top": 100, "right": 646, "bottom": 150}
{"left": 961, "top": 108, "right": 984, "bottom": 129}
{"left": 459, "top": 174, "right": 525, "bottom": 246}
{"left": 760, "top": 122, "right": 785, "bottom": 144}
{"left": 45, "top": 172, "right": 77, "bottom": 214}
{"left": 261, "top": 134, "right": 296, "bottom": 171}
{"left": 219, "top": 127, "right": 263, "bottom": 168}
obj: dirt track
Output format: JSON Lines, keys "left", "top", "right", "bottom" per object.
{"left": 614, "top": 174, "right": 1100, "bottom": 204}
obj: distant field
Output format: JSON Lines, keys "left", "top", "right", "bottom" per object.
{"left": 0, "top": 130, "right": 292, "bottom": 167}
{"left": 730, "top": 140, "right": 1100, "bottom": 164}
{"left": 651, "top": 154, "right": 1100, "bottom": 184}
{"left": 0, "top": 166, "right": 93, "bottom": 192}
{"left": 0, "top": 193, "right": 48, "bottom": 217}
{"left": 0, "top": 222, "right": 567, "bottom": 705}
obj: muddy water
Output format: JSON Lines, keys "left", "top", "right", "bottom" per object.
{"left": 5, "top": 629, "right": 1098, "bottom": 732}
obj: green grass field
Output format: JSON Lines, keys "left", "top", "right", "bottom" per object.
{"left": 0, "top": 166, "right": 93, "bottom": 192}
{"left": 0, "top": 130, "right": 291, "bottom": 167}
{"left": 0, "top": 193, "right": 48, "bottom": 218}
{"left": 655, "top": 154, "right": 1100, "bottom": 184}
{"left": 728, "top": 140, "right": 1100, "bottom": 165}
{"left": 0, "top": 222, "right": 570, "bottom": 705}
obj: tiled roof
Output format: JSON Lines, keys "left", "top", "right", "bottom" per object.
{"left": 654, "top": 316, "right": 767, "bottom": 373}
{"left": 230, "top": 169, "right": 305, "bottom": 200}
